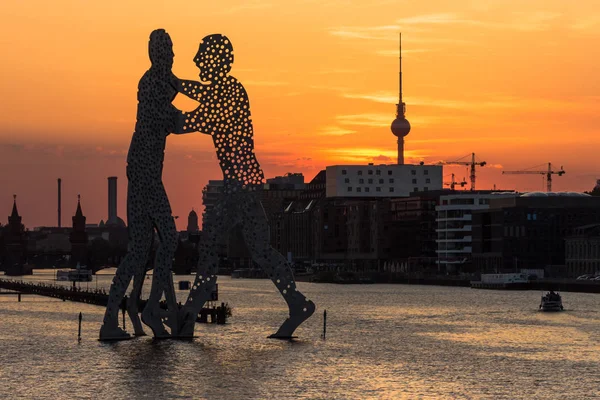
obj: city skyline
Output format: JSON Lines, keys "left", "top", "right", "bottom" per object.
{"left": 2, "top": 0, "right": 600, "bottom": 229}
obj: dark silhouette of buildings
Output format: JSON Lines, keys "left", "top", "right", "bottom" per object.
{"left": 8, "top": 172, "right": 600, "bottom": 280}
{"left": 565, "top": 224, "right": 600, "bottom": 277}
{"left": 8, "top": 176, "right": 129, "bottom": 272}
{"left": 200, "top": 174, "right": 307, "bottom": 270}
{"left": 172, "top": 209, "right": 202, "bottom": 275}
{"left": 472, "top": 192, "right": 600, "bottom": 276}
{"left": 276, "top": 170, "right": 326, "bottom": 263}
{"left": 387, "top": 193, "right": 441, "bottom": 272}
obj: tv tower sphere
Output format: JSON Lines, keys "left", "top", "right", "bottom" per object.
{"left": 391, "top": 116, "right": 411, "bottom": 137}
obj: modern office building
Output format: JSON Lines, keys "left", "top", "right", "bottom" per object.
{"left": 436, "top": 191, "right": 516, "bottom": 274}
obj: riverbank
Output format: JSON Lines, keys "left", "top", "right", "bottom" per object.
{"left": 298, "top": 271, "right": 600, "bottom": 294}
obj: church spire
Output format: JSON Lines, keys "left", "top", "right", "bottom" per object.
{"left": 72, "top": 194, "right": 86, "bottom": 233}
{"left": 75, "top": 194, "right": 83, "bottom": 217}
{"left": 11, "top": 194, "right": 19, "bottom": 218}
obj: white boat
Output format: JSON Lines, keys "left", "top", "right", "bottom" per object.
{"left": 56, "top": 263, "right": 93, "bottom": 282}
{"left": 471, "top": 273, "right": 530, "bottom": 289}
{"left": 539, "top": 291, "right": 563, "bottom": 311}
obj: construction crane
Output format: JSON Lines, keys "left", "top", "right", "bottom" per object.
{"left": 440, "top": 153, "right": 486, "bottom": 191}
{"left": 502, "top": 163, "right": 565, "bottom": 192}
{"left": 444, "top": 173, "right": 467, "bottom": 190}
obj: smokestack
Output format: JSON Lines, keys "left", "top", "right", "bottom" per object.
{"left": 57, "top": 178, "right": 62, "bottom": 228}
{"left": 108, "top": 177, "right": 117, "bottom": 224}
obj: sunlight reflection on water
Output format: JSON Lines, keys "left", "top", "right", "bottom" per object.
{"left": 1, "top": 271, "right": 600, "bottom": 399}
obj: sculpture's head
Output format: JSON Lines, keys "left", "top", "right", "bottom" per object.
{"left": 195, "top": 34, "right": 234, "bottom": 82}
{"left": 148, "top": 29, "right": 174, "bottom": 70}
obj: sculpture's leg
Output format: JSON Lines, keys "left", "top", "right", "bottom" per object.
{"left": 141, "top": 211, "right": 179, "bottom": 338}
{"left": 241, "top": 195, "right": 315, "bottom": 338}
{"left": 100, "top": 212, "right": 153, "bottom": 341}
{"left": 127, "top": 229, "right": 154, "bottom": 337}
{"left": 178, "top": 200, "right": 229, "bottom": 338}
{"left": 127, "top": 268, "right": 146, "bottom": 336}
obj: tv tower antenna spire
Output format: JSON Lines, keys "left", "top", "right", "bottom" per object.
{"left": 399, "top": 32, "right": 403, "bottom": 115}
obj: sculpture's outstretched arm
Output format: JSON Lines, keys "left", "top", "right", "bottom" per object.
{"left": 172, "top": 109, "right": 212, "bottom": 135}
{"left": 171, "top": 79, "right": 213, "bottom": 135}
{"left": 178, "top": 79, "right": 204, "bottom": 101}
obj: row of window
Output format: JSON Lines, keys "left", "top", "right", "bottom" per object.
{"left": 441, "top": 198, "right": 491, "bottom": 205}
{"left": 347, "top": 187, "right": 430, "bottom": 193}
{"left": 343, "top": 178, "right": 432, "bottom": 185}
{"left": 341, "top": 169, "right": 430, "bottom": 176}
{"left": 345, "top": 178, "right": 395, "bottom": 184}
{"left": 348, "top": 187, "right": 394, "bottom": 193}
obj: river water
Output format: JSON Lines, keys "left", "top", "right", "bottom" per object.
{"left": 1, "top": 270, "right": 600, "bottom": 399}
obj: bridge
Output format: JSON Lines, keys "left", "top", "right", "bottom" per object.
{"left": 0, "top": 279, "right": 229, "bottom": 324}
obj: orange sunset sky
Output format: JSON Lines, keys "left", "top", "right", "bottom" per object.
{"left": 1, "top": 0, "right": 599, "bottom": 230}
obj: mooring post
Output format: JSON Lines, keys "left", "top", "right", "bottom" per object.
{"left": 78, "top": 312, "right": 82, "bottom": 341}
{"left": 323, "top": 309, "right": 327, "bottom": 340}
{"left": 122, "top": 297, "right": 127, "bottom": 331}
{"left": 18, "top": 293, "right": 21, "bottom": 302}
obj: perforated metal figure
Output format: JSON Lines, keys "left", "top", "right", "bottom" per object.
{"left": 99, "top": 29, "right": 188, "bottom": 340}
{"left": 176, "top": 34, "right": 315, "bottom": 338}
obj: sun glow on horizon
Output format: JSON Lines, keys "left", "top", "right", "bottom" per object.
{"left": 1, "top": 0, "right": 599, "bottom": 228}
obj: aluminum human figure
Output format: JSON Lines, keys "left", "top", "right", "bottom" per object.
{"left": 99, "top": 29, "right": 188, "bottom": 340}
{"left": 176, "top": 34, "right": 316, "bottom": 338}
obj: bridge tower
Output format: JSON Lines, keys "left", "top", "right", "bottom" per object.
{"left": 3, "top": 195, "right": 27, "bottom": 273}
{"left": 69, "top": 195, "right": 89, "bottom": 268}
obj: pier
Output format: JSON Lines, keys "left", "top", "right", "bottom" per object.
{"left": 0, "top": 279, "right": 229, "bottom": 324}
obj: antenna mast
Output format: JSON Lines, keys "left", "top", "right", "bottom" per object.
{"left": 398, "top": 33, "right": 405, "bottom": 117}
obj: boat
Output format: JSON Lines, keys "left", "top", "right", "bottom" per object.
{"left": 56, "top": 263, "right": 93, "bottom": 282}
{"left": 539, "top": 291, "right": 563, "bottom": 311}
{"left": 471, "top": 273, "right": 530, "bottom": 290}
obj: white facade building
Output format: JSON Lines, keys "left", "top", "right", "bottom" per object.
{"left": 436, "top": 192, "right": 516, "bottom": 273}
{"left": 325, "top": 164, "right": 443, "bottom": 198}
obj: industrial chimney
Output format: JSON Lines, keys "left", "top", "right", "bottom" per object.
{"left": 57, "top": 178, "right": 62, "bottom": 228}
{"left": 107, "top": 176, "right": 117, "bottom": 225}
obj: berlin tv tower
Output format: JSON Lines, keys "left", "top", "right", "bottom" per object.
{"left": 390, "top": 33, "right": 411, "bottom": 165}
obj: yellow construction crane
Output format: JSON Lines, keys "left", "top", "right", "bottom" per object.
{"left": 444, "top": 173, "right": 467, "bottom": 190}
{"left": 502, "top": 163, "right": 565, "bottom": 192}
{"left": 440, "top": 153, "right": 486, "bottom": 191}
